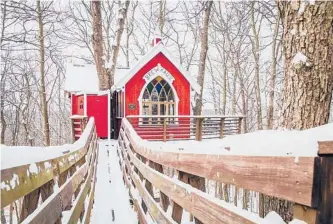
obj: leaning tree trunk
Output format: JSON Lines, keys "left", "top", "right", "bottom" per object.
{"left": 109, "top": 0, "right": 130, "bottom": 87}
{"left": 91, "top": 1, "right": 110, "bottom": 90}
{"left": 37, "top": 0, "right": 50, "bottom": 146}
{"left": 194, "top": 1, "right": 213, "bottom": 115}
{"left": 278, "top": 1, "right": 333, "bottom": 130}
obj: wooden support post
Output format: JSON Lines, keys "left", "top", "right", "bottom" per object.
{"left": 163, "top": 118, "right": 167, "bottom": 142}
{"left": 195, "top": 118, "right": 203, "bottom": 141}
{"left": 219, "top": 118, "right": 224, "bottom": 139}
{"left": 293, "top": 141, "right": 333, "bottom": 224}
{"left": 71, "top": 119, "right": 75, "bottom": 143}
{"left": 238, "top": 117, "right": 243, "bottom": 134}
{"left": 151, "top": 161, "right": 170, "bottom": 212}
{"left": 172, "top": 171, "right": 205, "bottom": 224}
{"left": 20, "top": 188, "right": 40, "bottom": 221}
{"left": 316, "top": 141, "right": 333, "bottom": 224}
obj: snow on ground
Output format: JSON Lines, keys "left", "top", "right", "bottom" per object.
{"left": 148, "top": 123, "right": 333, "bottom": 157}
{"left": 90, "top": 140, "right": 137, "bottom": 224}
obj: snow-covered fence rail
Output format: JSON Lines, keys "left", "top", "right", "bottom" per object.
{"left": 126, "top": 115, "right": 244, "bottom": 141}
{"left": 118, "top": 118, "right": 333, "bottom": 224}
{"left": 1, "top": 118, "right": 98, "bottom": 224}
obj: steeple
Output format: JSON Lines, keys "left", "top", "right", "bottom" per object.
{"left": 152, "top": 26, "right": 162, "bottom": 46}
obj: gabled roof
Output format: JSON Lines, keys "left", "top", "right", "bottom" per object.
{"left": 65, "top": 63, "right": 129, "bottom": 94}
{"left": 114, "top": 42, "right": 200, "bottom": 93}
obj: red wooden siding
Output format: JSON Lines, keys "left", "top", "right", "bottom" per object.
{"left": 72, "top": 94, "right": 84, "bottom": 116}
{"left": 125, "top": 52, "right": 190, "bottom": 116}
{"left": 87, "top": 95, "right": 108, "bottom": 138}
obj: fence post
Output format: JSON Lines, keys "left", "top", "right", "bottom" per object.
{"left": 195, "top": 118, "right": 203, "bottom": 141}
{"left": 238, "top": 117, "right": 243, "bottom": 134}
{"left": 71, "top": 118, "right": 75, "bottom": 143}
{"left": 293, "top": 141, "right": 333, "bottom": 224}
{"left": 163, "top": 118, "right": 167, "bottom": 142}
{"left": 317, "top": 141, "right": 333, "bottom": 224}
{"left": 219, "top": 118, "right": 224, "bottom": 139}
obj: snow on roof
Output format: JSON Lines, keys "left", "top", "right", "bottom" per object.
{"left": 114, "top": 42, "right": 200, "bottom": 93}
{"left": 64, "top": 64, "right": 99, "bottom": 93}
{"left": 64, "top": 63, "right": 129, "bottom": 94}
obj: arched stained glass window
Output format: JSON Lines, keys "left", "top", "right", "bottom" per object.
{"left": 142, "top": 76, "right": 176, "bottom": 124}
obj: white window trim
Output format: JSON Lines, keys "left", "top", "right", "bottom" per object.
{"left": 137, "top": 75, "right": 179, "bottom": 125}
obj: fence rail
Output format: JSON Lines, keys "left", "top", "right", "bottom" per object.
{"left": 1, "top": 118, "right": 98, "bottom": 224}
{"left": 126, "top": 115, "right": 244, "bottom": 141}
{"left": 118, "top": 118, "right": 333, "bottom": 224}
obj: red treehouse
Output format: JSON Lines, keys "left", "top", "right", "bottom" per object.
{"left": 65, "top": 38, "right": 199, "bottom": 141}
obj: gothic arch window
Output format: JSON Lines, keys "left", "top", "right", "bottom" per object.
{"left": 142, "top": 76, "right": 176, "bottom": 124}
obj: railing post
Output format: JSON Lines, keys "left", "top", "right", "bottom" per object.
{"left": 71, "top": 118, "right": 75, "bottom": 143}
{"left": 219, "top": 118, "right": 224, "bottom": 139}
{"left": 163, "top": 118, "right": 167, "bottom": 142}
{"left": 317, "top": 141, "right": 333, "bottom": 224}
{"left": 293, "top": 141, "right": 333, "bottom": 224}
{"left": 238, "top": 117, "right": 243, "bottom": 134}
{"left": 195, "top": 118, "right": 203, "bottom": 141}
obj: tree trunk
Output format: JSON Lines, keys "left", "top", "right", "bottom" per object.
{"left": 250, "top": 1, "right": 263, "bottom": 130}
{"left": 91, "top": 1, "right": 110, "bottom": 90}
{"left": 1, "top": 209, "right": 6, "bottom": 224}
{"left": 0, "top": 89, "right": 6, "bottom": 144}
{"left": 159, "top": 0, "right": 165, "bottom": 34}
{"left": 222, "top": 61, "right": 227, "bottom": 115}
{"left": 109, "top": 0, "right": 130, "bottom": 87}
{"left": 278, "top": 1, "right": 333, "bottom": 130}
{"left": 37, "top": 0, "right": 50, "bottom": 146}
{"left": 194, "top": 1, "right": 213, "bottom": 115}
{"left": 267, "top": 13, "right": 280, "bottom": 129}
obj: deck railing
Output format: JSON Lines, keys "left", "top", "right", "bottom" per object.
{"left": 126, "top": 115, "right": 244, "bottom": 141}
{"left": 1, "top": 118, "right": 98, "bottom": 224}
{"left": 118, "top": 118, "right": 333, "bottom": 224}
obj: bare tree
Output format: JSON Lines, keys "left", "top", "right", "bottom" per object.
{"left": 194, "top": 1, "right": 213, "bottom": 115}
{"left": 37, "top": 0, "right": 50, "bottom": 146}
{"left": 109, "top": 0, "right": 130, "bottom": 86}
{"left": 91, "top": 1, "right": 110, "bottom": 90}
{"left": 267, "top": 12, "right": 280, "bottom": 129}
{"left": 250, "top": 1, "right": 263, "bottom": 130}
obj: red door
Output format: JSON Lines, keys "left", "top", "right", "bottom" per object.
{"left": 87, "top": 95, "right": 109, "bottom": 138}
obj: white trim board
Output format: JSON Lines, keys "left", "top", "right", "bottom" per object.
{"left": 114, "top": 42, "right": 200, "bottom": 93}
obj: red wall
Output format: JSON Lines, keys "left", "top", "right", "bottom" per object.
{"left": 87, "top": 95, "right": 108, "bottom": 138}
{"left": 72, "top": 94, "right": 84, "bottom": 115}
{"left": 125, "top": 52, "right": 190, "bottom": 116}
{"left": 71, "top": 94, "right": 109, "bottom": 138}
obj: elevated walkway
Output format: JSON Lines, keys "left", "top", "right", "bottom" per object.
{"left": 1, "top": 117, "right": 332, "bottom": 224}
{"left": 90, "top": 140, "right": 137, "bottom": 223}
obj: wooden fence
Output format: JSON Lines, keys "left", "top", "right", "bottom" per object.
{"left": 1, "top": 118, "right": 98, "bottom": 224}
{"left": 126, "top": 115, "right": 244, "bottom": 141}
{"left": 118, "top": 118, "right": 333, "bottom": 224}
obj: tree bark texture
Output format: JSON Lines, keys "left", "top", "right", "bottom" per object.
{"left": 159, "top": 0, "right": 165, "bottom": 34}
{"left": 37, "top": 0, "right": 50, "bottom": 146}
{"left": 278, "top": 1, "right": 333, "bottom": 130}
{"left": 250, "top": 1, "right": 263, "bottom": 130}
{"left": 194, "top": 1, "right": 213, "bottom": 115}
{"left": 267, "top": 13, "right": 280, "bottom": 130}
{"left": 109, "top": 0, "right": 130, "bottom": 87}
{"left": 91, "top": 1, "right": 110, "bottom": 90}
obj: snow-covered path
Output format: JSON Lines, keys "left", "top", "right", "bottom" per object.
{"left": 90, "top": 140, "right": 138, "bottom": 224}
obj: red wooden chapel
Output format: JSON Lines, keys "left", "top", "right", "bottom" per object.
{"left": 65, "top": 38, "right": 199, "bottom": 140}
